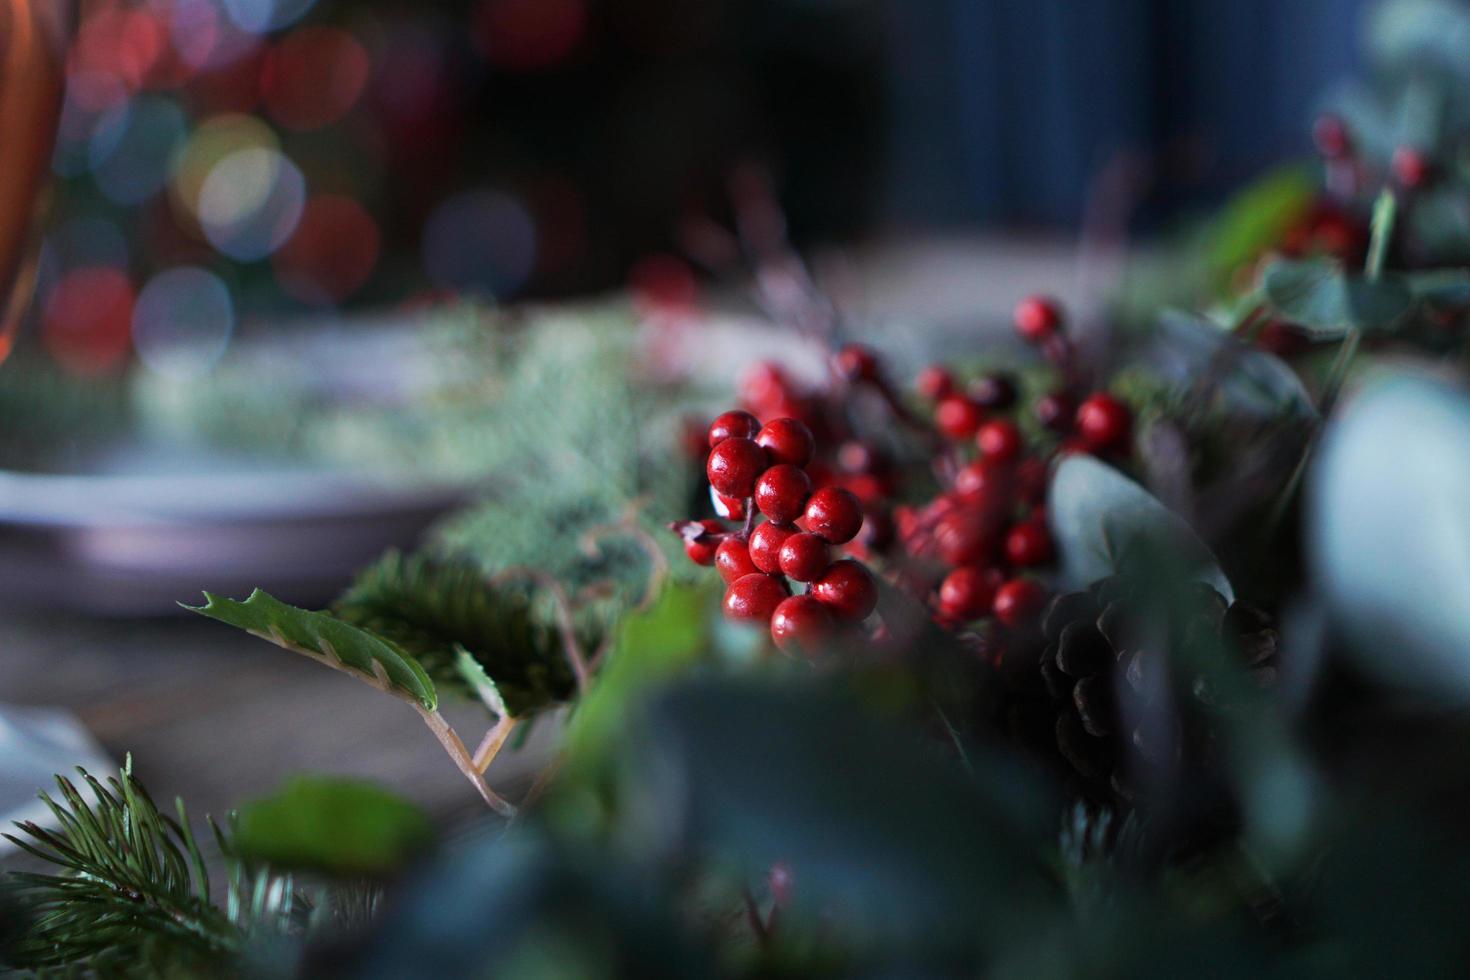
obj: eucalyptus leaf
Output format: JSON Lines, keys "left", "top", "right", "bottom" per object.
{"left": 186, "top": 590, "right": 437, "bottom": 710}
{"left": 235, "top": 776, "right": 434, "bottom": 877}
{"left": 1262, "top": 258, "right": 1412, "bottom": 337}
{"left": 1047, "top": 455, "right": 1234, "bottom": 601}
{"left": 1310, "top": 375, "right": 1470, "bottom": 700}
{"left": 1150, "top": 311, "right": 1316, "bottom": 421}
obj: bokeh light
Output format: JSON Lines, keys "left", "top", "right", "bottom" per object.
{"left": 261, "top": 26, "right": 370, "bottom": 131}
{"left": 223, "top": 0, "right": 318, "bottom": 34}
{"left": 272, "top": 195, "right": 380, "bottom": 304}
{"left": 90, "top": 96, "right": 189, "bottom": 205}
{"left": 68, "top": 4, "right": 167, "bottom": 95}
{"left": 422, "top": 189, "right": 537, "bottom": 297}
{"left": 170, "top": 0, "right": 262, "bottom": 71}
{"left": 197, "top": 146, "right": 306, "bottom": 260}
{"left": 42, "top": 267, "right": 136, "bottom": 376}
{"left": 473, "top": 0, "right": 586, "bottom": 71}
{"left": 132, "top": 267, "right": 235, "bottom": 379}
{"left": 170, "top": 113, "right": 278, "bottom": 226}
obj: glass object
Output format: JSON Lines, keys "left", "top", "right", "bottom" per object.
{"left": 0, "top": 0, "right": 68, "bottom": 363}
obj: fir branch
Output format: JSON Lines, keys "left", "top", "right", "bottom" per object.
{"left": 1, "top": 760, "right": 296, "bottom": 977}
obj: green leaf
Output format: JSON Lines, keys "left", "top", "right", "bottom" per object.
{"left": 1048, "top": 455, "right": 1234, "bottom": 601}
{"left": 1311, "top": 375, "right": 1470, "bottom": 701}
{"left": 1262, "top": 258, "right": 1413, "bottom": 337}
{"left": 560, "top": 581, "right": 715, "bottom": 778}
{"left": 235, "top": 776, "right": 434, "bottom": 877}
{"left": 332, "top": 551, "right": 574, "bottom": 717}
{"left": 1150, "top": 311, "right": 1316, "bottom": 420}
{"left": 186, "top": 589, "right": 437, "bottom": 711}
{"left": 1202, "top": 165, "right": 1317, "bottom": 287}
{"left": 1406, "top": 268, "right": 1470, "bottom": 306}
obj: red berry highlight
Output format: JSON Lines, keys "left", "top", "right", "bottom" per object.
{"left": 682, "top": 519, "right": 725, "bottom": 566}
{"left": 993, "top": 578, "right": 1046, "bottom": 628}
{"left": 707, "top": 437, "right": 767, "bottom": 498}
{"left": 748, "top": 520, "right": 797, "bottom": 574}
{"left": 935, "top": 396, "right": 984, "bottom": 439}
{"left": 834, "top": 343, "right": 880, "bottom": 383}
{"left": 770, "top": 594, "right": 834, "bottom": 655}
{"left": 916, "top": 365, "right": 955, "bottom": 401}
{"left": 755, "top": 464, "right": 813, "bottom": 524}
{"left": 1004, "top": 521, "right": 1053, "bottom": 567}
{"left": 976, "top": 419, "right": 1024, "bottom": 463}
{"left": 811, "top": 559, "right": 879, "bottom": 622}
{"left": 938, "top": 566, "right": 999, "bottom": 622}
{"left": 724, "top": 573, "right": 792, "bottom": 624}
{"left": 803, "top": 486, "right": 864, "bottom": 545}
{"left": 1312, "top": 113, "right": 1352, "bottom": 159}
{"left": 708, "top": 410, "right": 760, "bottom": 449}
{"left": 777, "top": 532, "right": 832, "bottom": 583}
{"left": 1014, "top": 295, "right": 1063, "bottom": 343}
{"left": 755, "top": 417, "right": 816, "bottom": 468}
{"left": 1075, "top": 393, "right": 1132, "bottom": 453}
{"left": 1392, "top": 146, "right": 1430, "bottom": 188}
{"left": 715, "top": 536, "right": 759, "bottom": 584}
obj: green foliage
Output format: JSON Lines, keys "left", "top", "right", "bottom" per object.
{"left": 1202, "top": 165, "right": 1317, "bottom": 290}
{"left": 333, "top": 550, "right": 575, "bottom": 717}
{"left": 1, "top": 761, "right": 295, "bottom": 977}
{"left": 235, "top": 776, "right": 433, "bottom": 878}
{"left": 185, "top": 589, "right": 438, "bottom": 711}
{"left": 1047, "top": 454, "right": 1234, "bottom": 600}
{"left": 1262, "top": 258, "right": 1413, "bottom": 337}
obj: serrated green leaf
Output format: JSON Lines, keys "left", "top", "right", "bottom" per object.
{"left": 332, "top": 551, "right": 574, "bottom": 717}
{"left": 235, "top": 776, "right": 433, "bottom": 878}
{"left": 1262, "top": 258, "right": 1413, "bottom": 337}
{"left": 186, "top": 589, "right": 437, "bottom": 711}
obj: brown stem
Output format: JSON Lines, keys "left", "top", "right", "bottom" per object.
{"left": 472, "top": 714, "right": 520, "bottom": 774}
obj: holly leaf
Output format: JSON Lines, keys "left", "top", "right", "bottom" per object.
{"left": 332, "top": 551, "right": 575, "bottom": 718}
{"left": 185, "top": 589, "right": 437, "bottom": 710}
{"left": 1262, "top": 258, "right": 1413, "bottom": 337}
{"left": 235, "top": 776, "right": 434, "bottom": 877}
{"left": 1048, "top": 455, "right": 1233, "bottom": 601}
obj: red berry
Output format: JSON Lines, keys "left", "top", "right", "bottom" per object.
{"left": 1312, "top": 113, "right": 1352, "bottom": 159}
{"left": 770, "top": 594, "right": 834, "bottom": 655}
{"left": 803, "top": 486, "right": 864, "bottom": 544}
{"left": 777, "top": 532, "right": 832, "bottom": 582}
{"left": 1075, "top": 393, "right": 1132, "bottom": 452}
{"left": 755, "top": 417, "right": 816, "bottom": 468}
{"left": 833, "top": 343, "right": 880, "bottom": 382}
{"left": 938, "top": 566, "right": 1000, "bottom": 621}
{"left": 935, "top": 509, "right": 1001, "bottom": 567}
{"left": 976, "top": 419, "right": 1024, "bottom": 463}
{"left": 1035, "top": 391, "right": 1075, "bottom": 432}
{"left": 707, "top": 437, "right": 768, "bottom": 498}
{"left": 916, "top": 365, "right": 955, "bottom": 401}
{"left": 748, "top": 520, "right": 797, "bottom": 574}
{"left": 935, "top": 396, "right": 984, "bottom": 439}
{"left": 1004, "top": 521, "right": 1053, "bottom": 566}
{"left": 1392, "top": 146, "right": 1430, "bottom": 188}
{"left": 755, "top": 464, "right": 813, "bottom": 524}
{"left": 715, "top": 536, "right": 759, "bottom": 584}
{"left": 837, "top": 440, "right": 886, "bottom": 476}
{"left": 682, "top": 519, "right": 725, "bottom": 566}
{"left": 711, "top": 487, "right": 746, "bottom": 520}
{"left": 724, "top": 573, "right": 792, "bottom": 624}
{"left": 992, "top": 578, "right": 1046, "bottom": 628}
{"left": 954, "top": 458, "right": 1014, "bottom": 505}
{"left": 739, "top": 361, "right": 791, "bottom": 412}
{"left": 708, "top": 410, "right": 760, "bottom": 449}
{"left": 1014, "top": 295, "right": 1063, "bottom": 343}
{"left": 970, "top": 372, "right": 1017, "bottom": 410}
{"left": 811, "top": 559, "right": 879, "bottom": 622}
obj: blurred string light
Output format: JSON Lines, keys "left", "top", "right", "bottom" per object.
{"left": 423, "top": 189, "right": 536, "bottom": 297}
{"left": 131, "top": 266, "right": 234, "bottom": 378}
{"left": 90, "top": 95, "right": 188, "bottom": 205}
{"left": 261, "top": 26, "right": 369, "bottom": 130}
{"left": 273, "top": 194, "right": 379, "bottom": 304}
{"left": 198, "top": 146, "right": 305, "bottom": 260}
{"left": 223, "top": 0, "right": 316, "bottom": 34}
{"left": 42, "top": 266, "right": 135, "bottom": 376}
{"left": 472, "top": 0, "right": 586, "bottom": 71}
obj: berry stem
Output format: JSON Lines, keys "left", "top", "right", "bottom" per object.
{"left": 742, "top": 499, "right": 758, "bottom": 537}
{"left": 1365, "top": 188, "right": 1396, "bottom": 282}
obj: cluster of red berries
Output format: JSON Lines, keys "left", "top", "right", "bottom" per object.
{"left": 677, "top": 411, "right": 879, "bottom": 655}
{"left": 1313, "top": 112, "right": 1431, "bottom": 191}
{"left": 901, "top": 296, "right": 1134, "bottom": 636}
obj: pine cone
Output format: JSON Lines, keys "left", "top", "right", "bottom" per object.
{"left": 1038, "top": 578, "right": 1278, "bottom": 801}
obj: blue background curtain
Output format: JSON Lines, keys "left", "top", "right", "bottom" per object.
{"left": 882, "top": 0, "right": 1368, "bottom": 228}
